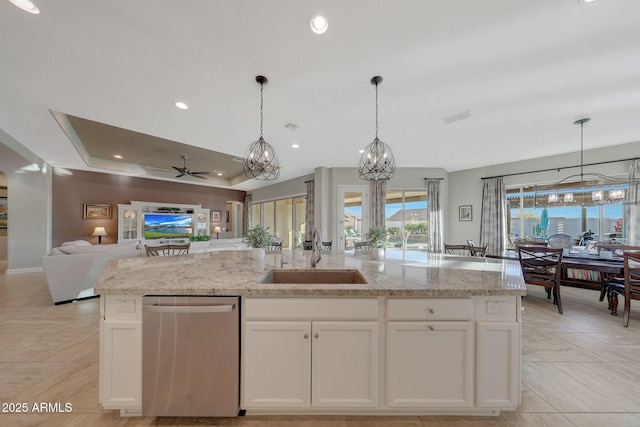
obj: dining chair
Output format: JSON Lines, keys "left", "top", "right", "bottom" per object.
{"left": 322, "top": 241, "right": 332, "bottom": 251}
{"left": 269, "top": 242, "right": 283, "bottom": 251}
{"left": 518, "top": 246, "right": 564, "bottom": 314}
{"left": 608, "top": 251, "right": 640, "bottom": 327}
{"left": 469, "top": 245, "right": 488, "bottom": 257}
{"left": 444, "top": 244, "right": 469, "bottom": 256}
{"left": 145, "top": 243, "right": 190, "bottom": 257}
{"left": 547, "top": 233, "right": 574, "bottom": 249}
{"left": 303, "top": 241, "right": 313, "bottom": 250}
{"left": 353, "top": 241, "right": 369, "bottom": 252}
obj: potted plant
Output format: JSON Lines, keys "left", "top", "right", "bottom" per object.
{"left": 246, "top": 225, "right": 272, "bottom": 260}
{"left": 366, "top": 226, "right": 388, "bottom": 260}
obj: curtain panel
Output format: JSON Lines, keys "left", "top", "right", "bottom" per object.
{"left": 426, "top": 179, "right": 443, "bottom": 253}
{"left": 627, "top": 159, "right": 640, "bottom": 245}
{"left": 243, "top": 194, "right": 251, "bottom": 236}
{"left": 305, "top": 180, "right": 315, "bottom": 241}
{"left": 369, "top": 180, "right": 386, "bottom": 229}
{"left": 480, "top": 177, "right": 507, "bottom": 256}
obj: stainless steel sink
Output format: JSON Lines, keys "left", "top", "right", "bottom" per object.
{"left": 258, "top": 269, "right": 367, "bottom": 284}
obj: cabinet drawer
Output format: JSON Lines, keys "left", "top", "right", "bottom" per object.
{"left": 245, "top": 297, "right": 378, "bottom": 321}
{"left": 387, "top": 298, "right": 473, "bottom": 321}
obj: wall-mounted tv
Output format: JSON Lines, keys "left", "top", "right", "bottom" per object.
{"left": 143, "top": 213, "right": 193, "bottom": 239}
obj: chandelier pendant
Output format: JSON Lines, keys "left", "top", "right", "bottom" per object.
{"left": 358, "top": 76, "right": 396, "bottom": 181}
{"left": 243, "top": 75, "right": 280, "bottom": 180}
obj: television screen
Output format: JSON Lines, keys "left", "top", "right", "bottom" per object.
{"left": 144, "top": 214, "right": 193, "bottom": 239}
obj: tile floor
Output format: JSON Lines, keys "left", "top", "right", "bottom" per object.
{"left": 0, "top": 270, "right": 639, "bottom": 426}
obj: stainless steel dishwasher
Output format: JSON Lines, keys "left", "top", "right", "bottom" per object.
{"left": 142, "top": 296, "right": 240, "bottom": 417}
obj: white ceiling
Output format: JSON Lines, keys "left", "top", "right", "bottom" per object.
{"left": 1, "top": 0, "right": 639, "bottom": 191}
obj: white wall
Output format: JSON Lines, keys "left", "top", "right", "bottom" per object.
{"left": 0, "top": 129, "right": 51, "bottom": 272}
{"left": 447, "top": 140, "right": 640, "bottom": 246}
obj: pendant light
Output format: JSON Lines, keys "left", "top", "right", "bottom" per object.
{"left": 358, "top": 76, "right": 396, "bottom": 181}
{"left": 242, "top": 75, "right": 280, "bottom": 180}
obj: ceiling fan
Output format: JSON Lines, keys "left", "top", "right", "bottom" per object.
{"left": 172, "top": 155, "right": 210, "bottom": 179}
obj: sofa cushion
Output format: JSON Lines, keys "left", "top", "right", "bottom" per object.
{"left": 59, "top": 241, "right": 139, "bottom": 255}
{"left": 61, "top": 240, "right": 92, "bottom": 247}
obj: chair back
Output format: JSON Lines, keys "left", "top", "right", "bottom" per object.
{"left": 269, "top": 242, "right": 283, "bottom": 251}
{"left": 469, "top": 245, "right": 488, "bottom": 257}
{"left": 354, "top": 241, "right": 369, "bottom": 252}
{"left": 518, "top": 246, "right": 563, "bottom": 287}
{"left": 444, "top": 244, "right": 469, "bottom": 256}
{"left": 547, "top": 233, "right": 574, "bottom": 249}
{"left": 623, "top": 251, "right": 640, "bottom": 296}
{"left": 322, "top": 241, "right": 332, "bottom": 251}
{"left": 145, "top": 243, "right": 190, "bottom": 257}
{"left": 303, "top": 241, "right": 313, "bottom": 250}
{"left": 514, "top": 240, "right": 547, "bottom": 251}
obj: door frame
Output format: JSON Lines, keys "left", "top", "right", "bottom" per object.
{"left": 336, "top": 185, "right": 368, "bottom": 253}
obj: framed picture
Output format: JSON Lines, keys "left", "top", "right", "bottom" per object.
{"left": 211, "top": 210, "right": 221, "bottom": 222}
{"left": 459, "top": 205, "right": 472, "bottom": 222}
{"left": 83, "top": 203, "right": 111, "bottom": 220}
{"left": 0, "top": 196, "right": 7, "bottom": 228}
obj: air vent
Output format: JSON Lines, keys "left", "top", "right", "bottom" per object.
{"left": 284, "top": 122, "right": 299, "bottom": 131}
{"left": 232, "top": 157, "right": 244, "bottom": 163}
{"left": 443, "top": 110, "right": 471, "bottom": 124}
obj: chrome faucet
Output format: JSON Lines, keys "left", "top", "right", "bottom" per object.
{"left": 310, "top": 228, "right": 322, "bottom": 268}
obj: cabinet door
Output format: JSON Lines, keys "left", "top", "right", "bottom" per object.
{"left": 100, "top": 320, "right": 142, "bottom": 408}
{"left": 476, "top": 322, "right": 519, "bottom": 408}
{"left": 312, "top": 322, "right": 378, "bottom": 408}
{"left": 243, "top": 321, "right": 311, "bottom": 408}
{"left": 387, "top": 321, "right": 473, "bottom": 408}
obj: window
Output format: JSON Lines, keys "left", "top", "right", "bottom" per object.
{"left": 385, "top": 190, "right": 428, "bottom": 248}
{"left": 507, "top": 182, "right": 627, "bottom": 246}
{"left": 250, "top": 196, "right": 306, "bottom": 248}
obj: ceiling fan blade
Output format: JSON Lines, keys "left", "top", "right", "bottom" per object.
{"left": 172, "top": 166, "right": 183, "bottom": 173}
{"left": 175, "top": 173, "right": 185, "bottom": 178}
{"left": 192, "top": 174, "right": 208, "bottom": 179}
{"left": 191, "top": 171, "right": 210, "bottom": 175}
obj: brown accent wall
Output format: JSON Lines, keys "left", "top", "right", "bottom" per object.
{"left": 52, "top": 168, "right": 246, "bottom": 247}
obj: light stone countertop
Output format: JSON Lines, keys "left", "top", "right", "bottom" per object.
{"left": 95, "top": 249, "right": 526, "bottom": 297}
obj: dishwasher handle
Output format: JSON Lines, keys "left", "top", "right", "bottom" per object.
{"left": 143, "top": 303, "right": 236, "bottom": 314}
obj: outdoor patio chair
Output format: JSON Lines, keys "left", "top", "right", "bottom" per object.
{"left": 547, "top": 233, "right": 574, "bottom": 249}
{"left": 444, "top": 244, "right": 469, "bottom": 256}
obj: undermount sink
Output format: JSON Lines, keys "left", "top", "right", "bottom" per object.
{"left": 258, "top": 269, "right": 368, "bottom": 285}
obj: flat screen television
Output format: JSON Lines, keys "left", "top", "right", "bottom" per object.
{"left": 143, "top": 213, "right": 193, "bottom": 239}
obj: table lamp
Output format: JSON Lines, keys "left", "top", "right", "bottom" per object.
{"left": 213, "top": 226, "right": 222, "bottom": 239}
{"left": 92, "top": 226, "right": 107, "bottom": 244}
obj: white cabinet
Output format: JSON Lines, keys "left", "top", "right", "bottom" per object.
{"left": 386, "top": 321, "right": 473, "bottom": 408}
{"left": 243, "top": 298, "right": 379, "bottom": 410}
{"left": 99, "top": 296, "right": 142, "bottom": 413}
{"left": 244, "top": 321, "right": 311, "bottom": 408}
{"left": 386, "top": 298, "right": 474, "bottom": 408}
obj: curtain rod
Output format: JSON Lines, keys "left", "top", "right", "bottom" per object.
{"left": 423, "top": 177, "right": 444, "bottom": 180}
{"left": 481, "top": 156, "right": 639, "bottom": 180}
{"left": 304, "top": 179, "right": 315, "bottom": 183}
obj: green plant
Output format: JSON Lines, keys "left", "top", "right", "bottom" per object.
{"left": 246, "top": 225, "right": 272, "bottom": 249}
{"left": 366, "top": 226, "right": 389, "bottom": 248}
{"left": 189, "top": 235, "right": 210, "bottom": 242}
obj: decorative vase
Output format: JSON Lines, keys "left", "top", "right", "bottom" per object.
{"left": 371, "top": 247, "right": 385, "bottom": 260}
{"left": 252, "top": 247, "right": 265, "bottom": 260}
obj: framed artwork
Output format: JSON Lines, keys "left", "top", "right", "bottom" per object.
{"left": 459, "top": 205, "right": 472, "bottom": 222}
{"left": 0, "top": 196, "right": 7, "bottom": 228}
{"left": 211, "top": 210, "right": 221, "bottom": 222}
{"left": 83, "top": 203, "right": 111, "bottom": 220}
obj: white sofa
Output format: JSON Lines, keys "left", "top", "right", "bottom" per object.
{"left": 41, "top": 240, "right": 143, "bottom": 304}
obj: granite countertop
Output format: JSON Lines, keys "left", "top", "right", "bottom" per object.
{"left": 95, "top": 249, "right": 526, "bottom": 297}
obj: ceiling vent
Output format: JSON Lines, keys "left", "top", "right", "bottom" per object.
{"left": 443, "top": 110, "right": 471, "bottom": 124}
{"left": 284, "top": 122, "right": 299, "bottom": 131}
{"left": 232, "top": 156, "right": 245, "bottom": 163}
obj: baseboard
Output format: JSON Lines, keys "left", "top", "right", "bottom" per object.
{"left": 6, "top": 266, "right": 44, "bottom": 275}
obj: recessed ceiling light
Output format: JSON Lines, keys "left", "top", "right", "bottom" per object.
{"left": 213, "top": 169, "right": 225, "bottom": 176}
{"left": 358, "top": 149, "right": 365, "bottom": 154}
{"left": 291, "top": 143, "right": 300, "bottom": 149}
{"left": 174, "top": 101, "right": 189, "bottom": 110}
{"left": 309, "top": 13, "right": 328, "bottom": 34}
{"left": 113, "top": 154, "right": 123, "bottom": 159}
{"left": 9, "top": 0, "right": 40, "bottom": 14}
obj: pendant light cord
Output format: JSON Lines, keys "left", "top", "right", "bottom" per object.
{"left": 260, "top": 81, "right": 264, "bottom": 139}
{"left": 375, "top": 80, "right": 379, "bottom": 139}
{"left": 580, "top": 120, "right": 584, "bottom": 180}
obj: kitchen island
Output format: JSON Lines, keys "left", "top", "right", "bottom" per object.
{"left": 96, "top": 249, "right": 526, "bottom": 417}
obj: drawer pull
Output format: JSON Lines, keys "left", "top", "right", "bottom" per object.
{"left": 314, "top": 333, "right": 319, "bottom": 339}
{"left": 304, "top": 333, "right": 309, "bottom": 339}
{"left": 428, "top": 325, "right": 435, "bottom": 331}
{"left": 428, "top": 308, "right": 435, "bottom": 314}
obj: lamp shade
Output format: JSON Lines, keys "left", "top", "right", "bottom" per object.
{"left": 213, "top": 226, "right": 222, "bottom": 233}
{"left": 91, "top": 226, "right": 107, "bottom": 237}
